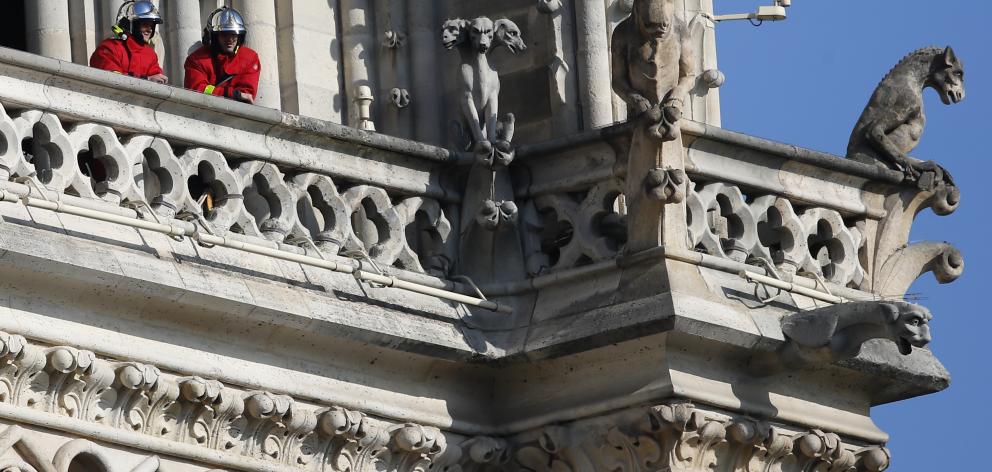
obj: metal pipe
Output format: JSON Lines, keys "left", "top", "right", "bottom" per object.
{"left": 340, "top": 0, "right": 376, "bottom": 127}
{"left": 740, "top": 271, "right": 846, "bottom": 305}
{"left": 0, "top": 186, "right": 511, "bottom": 314}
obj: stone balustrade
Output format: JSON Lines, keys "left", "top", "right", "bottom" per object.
{"left": 0, "top": 35, "right": 961, "bottom": 472}
{"left": 515, "top": 119, "right": 963, "bottom": 301}
{"left": 0, "top": 46, "right": 459, "bottom": 283}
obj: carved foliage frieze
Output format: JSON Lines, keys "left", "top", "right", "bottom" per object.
{"left": 0, "top": 333, "right": 451, "bottom": 472}
{"left": 512, "top": 402, "right": 890, "bottom": 472}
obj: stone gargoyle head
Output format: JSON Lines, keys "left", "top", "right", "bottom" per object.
{"left": 494, "top": 19, "right": 526, "bottom": 54}
{"left": 885, "top": 302, "right": 933, "bottom": 355}
{"left": 441, "top": 18, "right": 468, "bottom": 50}
{"left": 633, "top": 0, "right": 676, "bottom": 39}
{"left": 929, "top": 46, "right": 965, "bottom": 105}
{"left": 752, "top": 301, "right": 935, "bottom": 375}
{"left": 469, "top": 17, "right": 495, "bottom": 53}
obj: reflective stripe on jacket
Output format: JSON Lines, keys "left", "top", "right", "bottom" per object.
{"left": 183, "top": 45, "right": 260, "bottom": 99}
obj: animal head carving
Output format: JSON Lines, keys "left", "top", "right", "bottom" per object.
{"left": 469, "top": 17, "right": 495, "bottom": 53}
{"left": 441, "top": 18, "right": 468, "bottom": 50}
{"left": 633, "top": 0, "right": 676, "bottom": 38}
{"left": 494, "top": 19, "right": 526, "bottom": 54}
{"left": 929, "top": 46, "right": 965, "bottom": 105}
{"left": 883, "top": 303, "right": 933, "bottom": 355}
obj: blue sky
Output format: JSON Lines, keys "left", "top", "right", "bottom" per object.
{"left": 714, "top": 1, "right": 990, "bottom": 468}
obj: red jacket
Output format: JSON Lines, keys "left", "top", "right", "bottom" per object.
{"left": 184, "top": 45, "right": 260, "bottom": 100}
{"left": 89, "top": 36, "right": 164, "bottom": 79}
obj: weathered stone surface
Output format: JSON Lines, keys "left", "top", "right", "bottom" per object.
{"left": 0, "top": 6, "right": 970, "bottom": 471}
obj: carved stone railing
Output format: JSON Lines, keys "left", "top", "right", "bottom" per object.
{"left": 685, "top": 180, "right": 866, "bottom": 288}
{"left": 0, "top": 104, "right": 454, "bottom": 276}
{"left": 514, "top": 119, "right": 963, "bottom": 300}
{"left": 0, "top": 46, "right": 460, "bottom": 283}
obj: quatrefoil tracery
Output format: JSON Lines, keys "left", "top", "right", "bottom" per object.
{"left": 0, "top": 107, "right": 454, "bottom": 278}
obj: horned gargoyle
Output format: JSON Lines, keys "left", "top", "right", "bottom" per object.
{"left": 750, "top": 301, "right": 932, "bottom": 375}
{"left": 611, "top": 0, "right": 697, "bottom": 142}
{"left": 847, "top": 46, "right": 965, "bottom": 190}
{"left": 442, "top": 16, "right": 526, "bottom": 163}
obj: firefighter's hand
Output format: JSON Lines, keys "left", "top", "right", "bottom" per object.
{"left": 148, "top": 74, "right": 169, "bottom": 85}
{"left": 236, "top": 92, "right": 254, "bottom": 104}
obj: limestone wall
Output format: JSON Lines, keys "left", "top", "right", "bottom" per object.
{"left": 18, "top": 0, "right": 722, "bottom": 147}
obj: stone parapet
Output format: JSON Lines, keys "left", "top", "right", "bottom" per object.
{"left": 0, "top": 46, "right": 963, "bottom": 472}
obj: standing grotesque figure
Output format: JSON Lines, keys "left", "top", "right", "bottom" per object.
{"left": 611, "top": 0, "right": 696, "bottom": 141}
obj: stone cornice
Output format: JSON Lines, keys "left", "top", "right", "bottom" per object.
{"left": 0, "top": 330, "right": 894, "bottom": 471}
{"left": 0, "top": 332, "right": 455, "bottom": 472}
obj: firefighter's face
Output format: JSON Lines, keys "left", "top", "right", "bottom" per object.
{"left": 136, "top": 20, "right": 155, "bottom": 42}
{"left": 217, "top": 32, "right": 239, "bottom": 54}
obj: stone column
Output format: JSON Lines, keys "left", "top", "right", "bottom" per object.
{"left": 101, "top": 0, "right": 126, "bottom": 33}
{"left": 274, "top": 0, "right": 344, "bottom": 122}
{"left": 698, "top": 0, "right": 721, "bottom": 126}
{"left": 26, "top": 0, "right": 73, "bottom": 61}
{"left": 541, "top": 0, "right": 581, "bottom": 136}
{"left": 407, "top": 0, "right": 440, "bottom": 143}
{"left": 606, "top": 0, "right": 632, "bottom": 123}
{"left": 340, "top": 0, "right": 376, "bottom": 128}
{"left": 374, "top": 0, "right": 412, "bottom": 138}
{"left": 574, "top": 0, "right": 613, "bottom": 129}
{"left": 165, "top": 0, "right": 202, "bottom": 85}
{"left": 235, "top": 1, "right": 282, "bottom": 109}
{"left": 68, "top": 0, "right": 99, "bottom": 65}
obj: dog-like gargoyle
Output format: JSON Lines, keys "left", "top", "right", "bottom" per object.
{"left": 442, "top": 16, "right": 526, "bottom": 164}
{"left": 750, "top": 301, "right": 933, "bottom": 375}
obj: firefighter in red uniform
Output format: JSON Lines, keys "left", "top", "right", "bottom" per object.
{"left": 89, "top": 1, "right": 168, "bottom": 84}
{"left": 184, "top": 7, "right": 260, "bottom": 104}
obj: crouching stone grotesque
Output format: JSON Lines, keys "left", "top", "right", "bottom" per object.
{"left": 611, "top": 0, "right": 696, "bottom": 142}
{"left": 610, "top": 0, "right": 697, "bottom": 254}
{"left": 847, "top": 46, "right": 965, "bottom": 191}
{"left": 751, "top": 301, "right": 933, "bottom": 375}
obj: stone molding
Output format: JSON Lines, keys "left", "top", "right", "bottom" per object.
{"left": 0, "top": 332, "right": 452, "bottom": 472}
{"left": 0, "top": 331, "right": 893, "bottom": 472}
{"left": 510, "top": 402, "right": 891, "bottom": 472}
